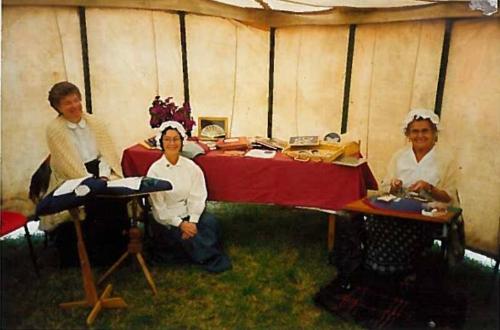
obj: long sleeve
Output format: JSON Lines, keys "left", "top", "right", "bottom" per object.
{"left": 98, "top": 157, "right": 112, "bottom": 178}
{"left": 187, "top": 165, "right": 208, "bottom": 223}
{"left": 380, "top": 150, "right": 400, "bottom": 194}
{"left": 46, "top": 117, "right": 88, "bottom": 181}
{"left": 86, "top": 115, "right": 123, "bottom": 178}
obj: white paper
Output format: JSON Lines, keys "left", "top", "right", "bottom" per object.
{"left": 106, "top": 177, "right": 143, "bottom": 190}
{"left": 332, "top": 158, "right": 367, "bottom": 167}
{"left": 53, "top": 175, "right": 92, "bottom": 196}
{"left": 376, "top": 194, "right": 397, "bottom": 202}
{"left": 245, "top": 149, "right": 276, "bottom": 159}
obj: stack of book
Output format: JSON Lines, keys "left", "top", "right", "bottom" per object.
{"left": 252, "top": 137, "right": 287, "bottom": 151}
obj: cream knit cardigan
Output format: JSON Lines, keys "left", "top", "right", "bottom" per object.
{"left": 40, "top": 113, "right": 123, "bottom": 231}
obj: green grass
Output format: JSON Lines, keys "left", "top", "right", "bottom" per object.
{"left": 1, "top": 203, "right": 498, "bottom": 329}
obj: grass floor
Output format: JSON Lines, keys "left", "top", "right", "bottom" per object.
{"left": 1, "top": 202, "right": 498, "bottom": 329}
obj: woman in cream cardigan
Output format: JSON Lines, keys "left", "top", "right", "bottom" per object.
{"left": 46, "top": 82, "right": 122, "bottom": 194}
{"left": 41, "top": 81, "right": 123, "bottom": 231}
{"left": 42, "top": 81, "right": 127, "bottom": 266}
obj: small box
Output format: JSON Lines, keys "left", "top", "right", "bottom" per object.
{"left": 216, "top": 137, "right": 249, "bottom": 151}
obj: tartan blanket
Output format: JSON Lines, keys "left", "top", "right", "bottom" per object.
{"left": 314, "top": 280, "right": 415, "bottom": 329}
{"left": 314, "top": 275, "right": 466, "bottom": 329}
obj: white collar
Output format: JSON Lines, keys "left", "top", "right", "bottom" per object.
{"left": 163, "top": 155, "right": 184, "bottom": 168}
{"left": 407, "top": 145, "right": 436, "bottom": 164}
{"left": 66, "top": 118, "right": 87, "bottom": 129}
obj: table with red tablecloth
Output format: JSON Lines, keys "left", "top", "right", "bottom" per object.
{"left": 121, "top": 144, "right": 378, "bottom": 250}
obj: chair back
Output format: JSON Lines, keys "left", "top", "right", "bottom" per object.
{"left": 29, "top": 155, "right": 51, "bottom": 204}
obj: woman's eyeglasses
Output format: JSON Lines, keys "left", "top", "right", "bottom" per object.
{"left": 163, "top": 137, "right": 181, "bottom": 143}
{"left": 408, "top": 128, "right": 432, "bottom": 135}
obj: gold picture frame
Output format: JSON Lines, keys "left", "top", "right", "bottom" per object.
{"left": 198, "top": 117, "right": 229, "bottom": 140}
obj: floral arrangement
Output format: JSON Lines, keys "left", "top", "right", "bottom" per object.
{"left": 148, "top": 96, "right": 195, "bottom": 136}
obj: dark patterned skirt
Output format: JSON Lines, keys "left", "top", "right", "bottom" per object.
{"left": 364, "top": 216, "right": 432, "bottom": 275}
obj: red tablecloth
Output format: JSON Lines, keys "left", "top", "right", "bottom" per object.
{"left": 122, "top": 144, "right": 378, "bottom": 211}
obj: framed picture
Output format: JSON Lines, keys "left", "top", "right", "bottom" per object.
{"left": 198, "top": 117, "right": 229, "bottom": 140}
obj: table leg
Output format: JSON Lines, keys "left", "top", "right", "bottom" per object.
{"left": 87, "top": 284, "right": 127, "bottom": 325}
{"left": 136, "top": 253, "right": 158, "bottom": 295}
{"left": 59, "top": 209, "right": 127, "bottom": 325}
{"left": 98, "top": 251, "right": 130, "bottom": 285}
{"left": 328, "top": 214, "right": 336, "bottom": 252}
{"left": 97, "top": 202, "right": 158, "bottom": 296}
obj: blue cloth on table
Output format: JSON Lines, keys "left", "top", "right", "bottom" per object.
{"left": 36, "top": 178, "right": 107, "bottom": 216}
{"left": 36, "top": 177, "right": 172, "bottom": 216}
{"left": 366, "top": 196, "right": 424, "bottom": 213}
{"left": 103, "top": 177, "right": 173, "bottom": 195}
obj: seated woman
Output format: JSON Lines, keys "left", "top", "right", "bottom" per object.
{"left": 334, "top": 108, "right": 459, "bottom": 286}
{"left": 42, "top": 81, "right": 127, "bottom": 265}
{"left": 365, "top": 108, "right": 459, "bottom": 275}
{"left": 147, "top": 121, "right": 231, "bottom": 273}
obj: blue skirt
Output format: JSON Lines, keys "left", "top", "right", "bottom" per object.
{"left": 150, "top": 212, "right": 232, "bottom": 273}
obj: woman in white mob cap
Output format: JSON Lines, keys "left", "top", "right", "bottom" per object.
{"left": 332, "top": 108, "right": 460, "bottom": 287}
{"left": 380, "top": 108, "right": 458, "bottom": 205}
{"left": 365, "top": 108, "right": 460, "bottom": 275}
{"left": 147, "top": 121, "right": 231, "bottom": 273}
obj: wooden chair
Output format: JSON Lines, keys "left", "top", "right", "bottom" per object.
{"left": 0, "top": 210, "right": 40, "bottom": 277}
{"left": 29, "top": 155, "right": 51, "bottom": 248}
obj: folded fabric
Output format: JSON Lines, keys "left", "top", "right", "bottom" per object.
{"left": 365, "top": 196, "right": 424, "bottom": 213}
{"left": 181, "top": 140, "right": 206, "bottom": 159}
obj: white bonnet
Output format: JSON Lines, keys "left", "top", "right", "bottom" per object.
{"left": 402, "top": 108, "right": 440, "bottom": 133}
{"left": 155, "top": 121, "right": 187, "bottom": 146}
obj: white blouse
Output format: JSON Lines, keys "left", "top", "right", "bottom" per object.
{"left": 381, "top": 145, "right": 460, "bottom": 205}
{"left": 65, "top": 118, "right": 111, "bottom": 177}
{"left": 394, "top": 146, "right": 440, "bottom": 188}
{"left": 147, "top": 155, "right": 207, "bottom": 227}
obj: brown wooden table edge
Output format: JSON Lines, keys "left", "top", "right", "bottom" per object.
{"left": 342, "top": 198, "right": 460, "bottom": 224}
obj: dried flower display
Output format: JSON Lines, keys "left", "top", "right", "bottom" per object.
{"left": 148, "top": 96, "right": 195, "bottom": 136}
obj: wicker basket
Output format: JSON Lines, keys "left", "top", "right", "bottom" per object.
{"left": 283, "top": 141, "right": 360, "bottom": 163}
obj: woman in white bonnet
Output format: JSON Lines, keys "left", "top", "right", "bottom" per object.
{"left": 381, "top": 108, "right": 459, "bottom": 204}
{"left": 363, "top": 108, "right": 460, "bottom": 275}
{"left": 331, "top": 109, "right": 460, "bottom": 290}
{"left": 147, "top": 121, "right": 231, "bottom": 273}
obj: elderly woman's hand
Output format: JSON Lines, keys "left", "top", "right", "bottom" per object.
{"left": 390, "top": 179, "right": 403, "bottom": 194}
{"left": 408, "top": 180, "right": 432, "bottom": 194}
{"left": 180, "top": 221, "right": 198, "bottom": 240}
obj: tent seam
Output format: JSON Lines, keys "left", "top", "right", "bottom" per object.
{"left": 54, "top": 9, "right": 68, "bottom": 81}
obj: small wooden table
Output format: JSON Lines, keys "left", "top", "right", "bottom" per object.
{"left": 342, "top": 197, "right": 462, "bottom": 255}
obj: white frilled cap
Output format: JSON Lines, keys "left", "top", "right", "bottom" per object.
{"left": 402, "top": 108, "right": 440, "bottom": 133}
{"left": 155, "top": 120, "right": 187, "bottom": 146}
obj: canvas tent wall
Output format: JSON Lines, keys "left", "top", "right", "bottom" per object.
{"left": 1, "top": 0, "right": 499, "bottom": 258}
